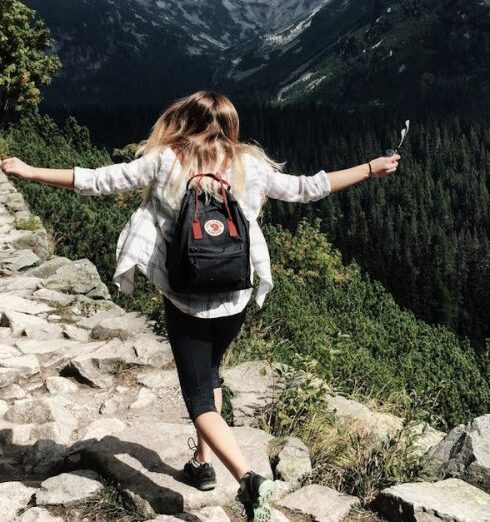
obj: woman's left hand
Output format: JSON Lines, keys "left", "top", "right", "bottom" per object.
{"left": 0, "top": 157, "right": 35, "bottom": 180}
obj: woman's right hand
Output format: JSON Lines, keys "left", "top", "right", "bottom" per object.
{"left": 368, "top": 153, "right": 401, "bottom": 177}
{"left": 0, "top": 157, "right": 36, "bottom": 180}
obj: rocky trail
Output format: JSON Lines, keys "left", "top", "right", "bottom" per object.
{"left": 0, "top": 171, "right": 489, "bottom": 521}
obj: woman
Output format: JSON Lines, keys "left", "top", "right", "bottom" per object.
{"left": 0, "top": 90, "right": 400, "bottom": 521}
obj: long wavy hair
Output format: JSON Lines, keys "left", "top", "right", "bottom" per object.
{"left": 136, "top": 90, "right": 285, "bottom": 208}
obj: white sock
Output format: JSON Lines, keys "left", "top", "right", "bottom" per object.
{"left": 191, "top": 456, "right": 209, "bottom": 467}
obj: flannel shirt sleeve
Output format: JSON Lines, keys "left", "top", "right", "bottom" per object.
{"left": 73, "top": 151, "right": 164, "bottom": 196}
{"left": 263, "top": 165, "right": 331, "bottom": 203}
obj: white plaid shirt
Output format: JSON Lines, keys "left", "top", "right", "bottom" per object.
{"left": 73, "top": 147, "right": 331, "bottom": 318}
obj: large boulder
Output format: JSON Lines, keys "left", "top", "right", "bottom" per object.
{"left": 422, "top": 414, "right": 490, "bottom": 493}
{"left": 90, "top": 312, "right": 151, "bottom": 341}
{"left": 276, "top": 484, "right": 360, "bottom": 522}
{"left": 40, "top": 258, "right": 111, "bottom": 299}
{"left": 0, "top": 367, "right": 20, "bottom": 388}
{"left": 0, "top": 354, "right": 40, "bottom": 378}
{"left": 221, "top": 360, "right": 286, "bottom": 427}
{"left": 0, "top": 311, "right": 63, "bottom": 340}
{"left": 374, "top": 478, "right": 490, "bottom": 521}
{"left": 36, "top": 470, "right": 103, "bottom": 506}
{"left": 269, "top": 436, "right": 312, "bottom": 485}
{"left": 0, "top": 294, "right": 54, "bottom": 315}
{"left": 4, "top": 396, "right": 78, "bottom": 444}
{"left": 324, "top": 393, "right": 403, "bottom": 445}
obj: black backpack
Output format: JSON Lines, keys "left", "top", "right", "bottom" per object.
{"left": 166, "top": 172, "right": 252, "bottom": 294}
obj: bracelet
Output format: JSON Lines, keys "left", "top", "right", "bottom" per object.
{"left": 368, "top": 162, "right": 373, "bottom": 178}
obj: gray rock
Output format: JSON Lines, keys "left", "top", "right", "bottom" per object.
{"left": 423, "top": 414, "right": 490, "bottom": 493}
{"left": 407, "top": 421, "right": 446, "bottom": 458}
{"left": 45, "top": 376, "right": 79, "bottom": 395}
{"left": 0, "top": 383, "right": 27, "bottom": 399}
{"left": 188, "top": 506, "right": 231, "bottom": 522}
{"left": 99, "top": 396, "right": 123, "bottom": 414}
{"left": 324, "top": 393, "right": 404, "bottom": 444}
{"left": 130, "top": 388, "right": 157, "bottom": 410}
{"left": 0, "top": 398, "right": 8, "bottom": 416}
{"left": 68, "top": 357, "right": 114, "bottom": 389}
{"left": 276, "top": 484, "right": 360, "bottom": 522}
{"left": 72, "top": 294, "right": 126, "bottom": 316}
{"left": 36, "top": 470, "right": 103, "bottom": 506}
{"left": 31, "top": 287, "right": 76, "bottom": 306}
{"left": 270, "top": 436, "right": 312, "bottom": 484}
{"left": 91, "top": 312, "right": 151, "bottom": 341}
{"left": 11, "top": 228, "right": 50, "bottom": 259}
{"left": 19, "top": 507, "right": 64, "bottom": 522}
{"left": 269, "top": 508, "right": 291, "bottom": 522}
{"left": 0, "top": 344, "right": 22, "bottom": 358}
{"left": 81, "top": 422, "right": 274, "bottom": 516}
{"left": 75, "top": 309, "right": 126, "bottom": 331}
{"left": 5, "top": 396, "right": 77, "bottom": 443}
{"left": 80, "top": 418, "right": 126, "bottom": 441}
{"left": 60, "top": 323, "right": 92, "bottom": 342}
{"left": 20, "top": 339, "right": 103, "bottom": 371}
{"left": 0, "top": 354, "right": 40, "bottom": 378}
{"left": 0, "top": 481, "right": 37, "bottom": 522}
{"left": 0, "top": 420, "right": 33, "bottom": 444}
{"left": 221, "top": 360, "right": 284, "bottom": 427}
{"left": 16, "top": 337, "right": 82, "bottom": 356}
{"left": 0, "top": 294, "right": 54, "bottom": 315}
{"left": 40, "top": 258, "right": 110, "bottom": 298}
{"left": 138, "top": 370, "right": 180, "bottom": 389}
{"left": 0, "top": 275, "right": 43, "bottom": 292}
{"left": 0, "top": 310, "right": 63, "bottom": 340}
{"left": 26, "top": 257, "right": 73, "bottom": 279}
{"left": 22, "top": 439, "right": 66, "bottom": 475}
{"left": 374, "top": 478, "right": 490, "bottom": 521}
{"left": 0, "top": 249, "right": 41, "bottom": 272}
{"left": 0, "top": 367, "right": 20, "bottom": 388}
{"left": 269, "top": 480, "right": 293, "bottom": 503}
{"left": 123, "top": 335, "right": 173, "bottom": 367}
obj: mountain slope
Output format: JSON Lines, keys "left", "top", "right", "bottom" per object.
{"left": 24, "top": 0, "right": 326, "bottom": 110}
{"left": 222, "top": 0, "right": 490, "bottom": 110}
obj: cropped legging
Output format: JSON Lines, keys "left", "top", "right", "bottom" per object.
{"left": 163, "top": 297, "right": 247, "bottom": 422}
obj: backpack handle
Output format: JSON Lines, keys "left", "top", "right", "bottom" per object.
{"left": 190, "top": 174, "right": 238, "bottom": 240}
{"left": 186, "top": 172, "right": 230, "bottom": 190}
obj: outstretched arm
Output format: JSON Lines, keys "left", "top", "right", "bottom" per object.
{"left": 0, "top": 151, "right": 165, "bottom": 196}
{"left": 264, "top": 154, "right": 401, "bottom": 202}
{"left": 327, "top": 154, "right": 400, "bottom": 193}
{"left": 0, "top": 157, "right": 74, "bottom": 190}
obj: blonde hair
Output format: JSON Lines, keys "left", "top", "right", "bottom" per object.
{"left": 136, "top": 90, "right": 285, "bottom": 208}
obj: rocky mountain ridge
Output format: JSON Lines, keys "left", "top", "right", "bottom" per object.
{"left": 0, "top": 171, "right": 489, "bottom": 521}
{"left": 23, "top": 0, "right": 327, "bottom": 110}
{"left": 221, "top": 0, "right": 490, "bottom": 108}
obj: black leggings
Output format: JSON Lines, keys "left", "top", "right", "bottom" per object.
{"left": 164, "top": 297, "right": 247, "bottom": 422}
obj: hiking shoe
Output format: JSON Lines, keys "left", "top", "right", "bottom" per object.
{"left": 235, "top": 470, "right": 274, "bottom": 522}
{"left": 182, "top": 436, "right": 217, "bottom": 490}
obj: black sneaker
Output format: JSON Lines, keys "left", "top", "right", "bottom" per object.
{"left": 182, "top": 436, "right": 217, "bottom": 491}
{"left": 235, "top": 470, "right": 274, "bottom": 522}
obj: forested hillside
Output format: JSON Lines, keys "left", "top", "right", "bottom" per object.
{"left": 4, "top": 111, "right": 489, "bottom": 429}
{"left": 243, "top": 103, "right": 490, "bottom": 356}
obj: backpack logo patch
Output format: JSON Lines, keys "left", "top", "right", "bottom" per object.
{"left": 204, "top": 219, "right": 225, "bottom": 237}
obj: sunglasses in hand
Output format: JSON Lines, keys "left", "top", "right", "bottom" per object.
{"left": 385, "top": 120, "right": 410, "bottom": 157}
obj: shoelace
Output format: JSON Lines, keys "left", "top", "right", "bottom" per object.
{"left": 187, "top": 435, "right": 198, "bottom": 453}
{"left": 187, "top": 436, "right": 201, "bottom": 463}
